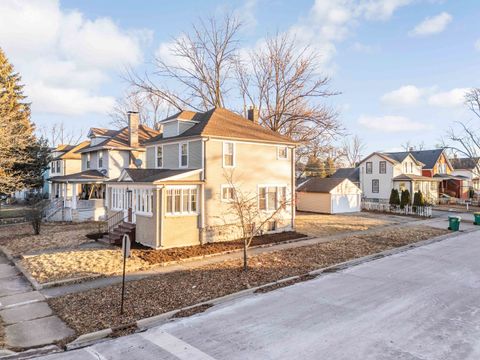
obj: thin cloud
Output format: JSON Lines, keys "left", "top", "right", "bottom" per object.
{"left": 381, "top": 85, "right": 426, "bottom": 106}
{"left": 409, "top": 12, "right": 452, "bottom": 37}
{"left": 358, "top": 115, "right": 431, "bottom": 132}
{"left": 427, "top": 88, "right": 470, "bottom": 108}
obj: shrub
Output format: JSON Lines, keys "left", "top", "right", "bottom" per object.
{"left": 400, "top": 189, "right": 411, "bottom": 209}
{"left": 389, "top": 189, "right": 400, "bottom": 206}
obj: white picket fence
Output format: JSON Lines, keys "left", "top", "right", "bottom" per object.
{"left": 361, "top": 201, "right": 432, "bottom": 218}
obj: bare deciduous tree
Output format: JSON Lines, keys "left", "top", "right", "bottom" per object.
{"left": 445, "top": 88, "right": 480, "bottom": 177}
{"left": 401, "top": 140, "right": 426, "bottom": 152}
{"left": 38, "top": 122, "right": 85, "bottom": 148}
{"left": 236, "top": 33, "right": 342, "bottom": 165}
{"left": 222, "top": 171, "right": 291, "bottom": 271}
{"left": 342, "top": 135, "right": 366, "bottom": 167}
{"left": 109, "top": 89, "right": 173, "bottom": 129}
{"left": 128, "top": 15, "right": 241, "bottom": 111}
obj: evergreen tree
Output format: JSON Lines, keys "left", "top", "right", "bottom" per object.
{"left": 389, "top": 189, "right": 400, "bottom": 206}
{"left": 305, "top": 156, "right": 327, "bottom": 178}
{"left": 325, "top": 157, "right": 336, "bottom": 177}
{"left": 0, "top": 48, "right": 50, "bottom": 194}
{"left": 400, "top": 189, "right": 411, "bottom": 209}
{"left": 413, "top": 190, "right": 425, "bottom": 207}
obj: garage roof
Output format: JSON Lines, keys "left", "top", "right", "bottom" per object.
{"left": 297, "top": 178, "right": 348, "bottom": 193}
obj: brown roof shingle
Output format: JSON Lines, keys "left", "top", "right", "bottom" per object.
{"left": 148, "top": 108, "right": 295, "bottom": 145}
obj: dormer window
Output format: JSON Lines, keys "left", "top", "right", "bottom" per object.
{"left": 223, "top": 142, "right": 235, "bottom": 168}
{"left": 179, "top": 142, "right": 188, "bottom": 168}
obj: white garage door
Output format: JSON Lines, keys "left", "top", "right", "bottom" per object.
{"left": 331, "top": 194, "right": 361, "bottom": 214}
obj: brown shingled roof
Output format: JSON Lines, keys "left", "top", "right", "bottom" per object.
{"left": 90, "top": 128, "right": 118, "bottom": 137}
{"left": 55, "top": 141, "right": 90, "bottom": 160}
{"left": 148, "top": 107, "right": 295, "bottom": 145}
{"left": 79, "top": 125, "right": 160, "bottom": 153}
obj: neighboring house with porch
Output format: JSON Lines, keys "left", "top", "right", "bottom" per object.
{"left": 47, "top": 112, "right": 159, "bottom": 221}
{"left": 104, "top": 107, "right": 296, "bottom": 249}
{"left": 359, "top": 151, "right": 441, "bottom": 203}
{"left": 450, "top": 157, "right": 480, "bottom": 196}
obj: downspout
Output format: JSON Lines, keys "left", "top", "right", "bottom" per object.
{"left": 291, "top": 146, "right": 296, "bottom": 230}
{"left": 200, "top": 138, "right": 208, "bottom": 244}
{"left": 157, "top": 185, "right": 164, "bottom": 249}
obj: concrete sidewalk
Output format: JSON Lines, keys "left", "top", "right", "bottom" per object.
{"left": 0, "top": 252, "right": 74, "bottom": 351}
{"left": 36, "top": 229, "right": 480, "bottom": 360}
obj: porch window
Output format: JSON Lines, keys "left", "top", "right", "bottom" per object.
{"left": 166, "top": 186, "right": 198, "bottom": 215}
{"left": 133, "top": 188, "right": 153, "bottom": 215}
{"left": 372, "top": 179, "right": 379, "bottom": 193}
{"left": 258, "top": 185, "right": 287, "bottom": 211}
{"left": 156, "top": 146, "right": 163, "bottom": 168}
{"left": 430, "top": 181, "right": 438, "bottom": 191}
{"left": 414, "top": 182, "right": 420, "bottom": 192}
{"left": 366, "top": 162, "right": 373, "bottom": 174}
{"left": 180, "top": 143, "right": 188, "bottom": 167}
{"left": 379, "top": 161, "right": 386, "bottom": 174}
{"left": 223, "top": 142, "right": 235, "bottom": 167}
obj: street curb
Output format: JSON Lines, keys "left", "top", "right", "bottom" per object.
{"left": 0, "top": 345, "right": 61, "bottom": 359}
{"left": 65, "top": 329, "right": 113, "bottom": 351}
{"left": 54, "top": 228, "right": 478, "bottom": 353}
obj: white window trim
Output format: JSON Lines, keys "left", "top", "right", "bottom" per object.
{"left": 220, "top": 184, "right": 235, "bottom": 202}
{"left": 156, "top": 145, "right": 164, "bottom": 169}
{"left": 222, "top": 141, "right": 236, "bottom": 168}
{"left": 165, "top": 185, "right": 199, "bottom": 216}
{"left": 257, "top": 184, "right": 288, "bottom": 212}
{"left": 179, "top": 142, "right": 189, "bottom": 168}
{"left": 277, "top": 146, "right": 288, "bottom": 160}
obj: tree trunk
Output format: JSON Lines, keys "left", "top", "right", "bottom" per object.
{"left": 243, "top": 237, "right": 248, "bottom": 271}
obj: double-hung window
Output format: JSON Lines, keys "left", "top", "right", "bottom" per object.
{"left": 379, "top": 161, "right": 386, "bottom": 174}
{"left": 372, "top": 179, "right": 379, "bottom": 193}
{"left": 179, "top": 143, "right": 188, "bottom": 167}
{"left": 366, "top": 162, "right": 373, "bottom": 174}
{"left": 86, "top": 154, "right": 91, "bottom": 169}
{"left": 258, "top": 185, "right": 287, "bottom": 211}
{"left": 98, "top": 151, "right": 103, "bottom": 168}
{"left": 156, "top": 146, "right": 163, "bottom": 168}
{"left": 221, "top": 185, "right": 235, "bottom": 201}
{"left": 166, "top": 186, "right": 198, "bottom": 215}
{"left": 223, "top": 142, "right": 235, "bottom": 167}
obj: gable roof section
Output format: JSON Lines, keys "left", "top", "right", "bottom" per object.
{"left": 358, "top": 152, "right": 400, "bottom": 165}
{"left": 384, "top": 149, "right": 446, "bottom": 170}
{"left": 89, "top": 128, "right": 118, "bottom": 138}
{"left": 297, "top": 177, "right": 347, "bottom": 193}
{"left": 147, "top": 107, "right": 295, "bottom": 145}
{"left": 331, "top": 168, "right": 360, "bottom": 182}
{"left": 55, "top": 141, "right": 90, "bottom": 160}
{"left": 450, "top": 157, "right": 480, "bottom": 170}
{"left": 79, "top": 125, "right": 160, "bottom": 153}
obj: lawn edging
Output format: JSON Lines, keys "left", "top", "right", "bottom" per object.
{"left": 62, "top": 227, "right": 475, "bottom": 352}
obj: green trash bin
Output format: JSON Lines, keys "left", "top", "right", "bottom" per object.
{"left": 448, "top": 216, "right": 461, "bottom": 231}
{"left": 474, "top": 212, "right": 480, "bottom": 225}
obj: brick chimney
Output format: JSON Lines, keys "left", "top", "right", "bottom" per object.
{"left": 247, "top": 105, "right": 259, "bottom": 123}
{"left": 128, "top": 111, "right": 139, "bottom": 147}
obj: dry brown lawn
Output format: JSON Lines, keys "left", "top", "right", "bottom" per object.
{"left": 295, "top": 212, "right": 400, "bottom": 237}
{"left": 0, "top": 222, "right": 99, "bottom": 256}
{"left": 21, "top": 232, "right": 307, "bottom": 284}
{"left": 48, "top": 225, "right": 449, "bottom": 336}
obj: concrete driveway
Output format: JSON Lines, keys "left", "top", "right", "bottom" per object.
{"left": 37, "top": 230, "right": 480, "bottom": 360}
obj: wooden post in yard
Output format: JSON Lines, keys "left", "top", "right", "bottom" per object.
{"left": 120, "top": 234, "right": 131, "bottom": 315}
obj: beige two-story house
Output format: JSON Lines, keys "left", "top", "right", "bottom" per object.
{"left": 48, "top": 112, "right": 159, "bottom": 221}
{"left": 105, "top": 107, "right": 297, "bottom": 249}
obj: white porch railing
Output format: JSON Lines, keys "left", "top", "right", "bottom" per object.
{"left": 362, "top": 201, "right": 432, "bottom": 218}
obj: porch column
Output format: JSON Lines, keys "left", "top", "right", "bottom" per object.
{"left": 72, "top": 183, "right": 77, "bottom": 209}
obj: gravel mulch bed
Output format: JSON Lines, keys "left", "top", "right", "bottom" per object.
{"left": 0, "top": 222, "right": 99, "bottom": 256}
{"left": 48, "top": 225, "right": 449, "bottom": 336}
{"left": 21, "top": 231, "right": 307, "bottom": 284}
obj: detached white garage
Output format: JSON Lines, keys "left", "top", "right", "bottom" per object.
{"left": 296, "top": 178, "right": 362, "bottom": 214}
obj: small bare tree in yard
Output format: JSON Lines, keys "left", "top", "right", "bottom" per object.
{"left": 445, "top": 88, "right": 480, "bottom": 177}
{"left": 342, "top": 135, "right": 366, "bottom": 167}
{"left": 26, "top": 194, "right": 48, "bottom": 235}
{"left": 223, "top": 172, "right": 290, "bottom": 271}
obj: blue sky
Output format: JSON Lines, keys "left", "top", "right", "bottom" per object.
{"left": 0, "top": 0, "right": 478, "bottom": 153}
